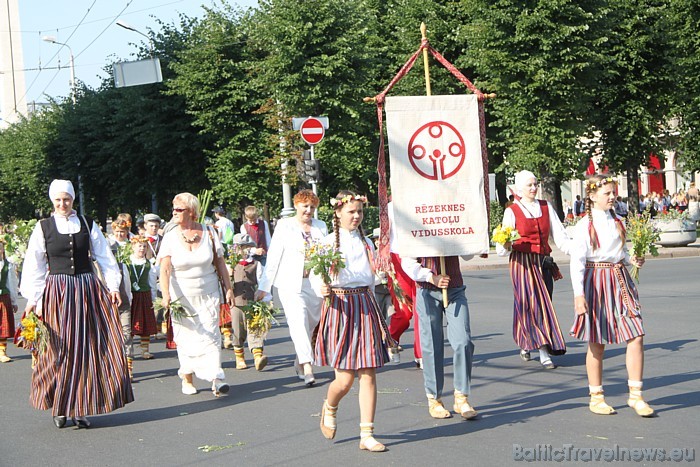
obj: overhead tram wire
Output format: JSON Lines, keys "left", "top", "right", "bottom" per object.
{"left": 75, "top": 0, "right": 133, "bottom": 60}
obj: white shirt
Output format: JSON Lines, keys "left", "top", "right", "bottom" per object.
{"left": 496, "top": 199, "right": 571, "bottom": 257}
{"left": 215, "top": 217, "right": 235, "bottom": 243}
{"left": 321, "top": 228, "right": 375, "bottom": 289}
{"left": 20, "top": 212, "right": 122, "bottom": 306}
{"left": 569, "top": 208, "right": 631, "bottom": 296}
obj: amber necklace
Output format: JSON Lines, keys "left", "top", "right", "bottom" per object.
{"left": 180, "top": 224, "right": 200, "bottom": 244}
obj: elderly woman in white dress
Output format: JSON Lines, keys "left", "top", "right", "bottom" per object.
{"left": 255, "top": 189, "right": 327, "bottom": 386}
{"left": 159, "top": 192, "right": 234, "bottom": 396}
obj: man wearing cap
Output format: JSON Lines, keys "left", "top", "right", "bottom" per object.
{"left": 213, "top": 207, "right": 236, "bottom": 250}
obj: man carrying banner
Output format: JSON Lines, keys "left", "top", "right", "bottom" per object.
{"left": 401, "top": 255, "right": 477, "bottom": 419}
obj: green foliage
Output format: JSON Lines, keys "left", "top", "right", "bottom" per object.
{"left": 489, "top": 200, "right": 505, "bottom": 238}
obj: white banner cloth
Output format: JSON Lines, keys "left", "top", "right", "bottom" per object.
{"left": 386, "top": 95, "right": 489, "bottom": 257}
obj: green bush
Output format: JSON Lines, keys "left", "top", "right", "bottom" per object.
{"left": 489, "top": 200, "right": 504, "bottom": 235}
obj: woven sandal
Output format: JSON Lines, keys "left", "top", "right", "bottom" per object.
{"left": 589, "top": 391, "right": 616, "bottom": 415}
{"left": 320, "top": 400, "right": 337, "bottom": 439}
{"left": 628, "top": 392, "right": 655, "bottom": 417}
{"left": 428, "top": 397, "right": 452, "bottom": 419}
{"left": 454, "top": 392, "right": 478, "bottom": 420}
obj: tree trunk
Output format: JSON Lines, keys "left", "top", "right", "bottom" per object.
{"left": 626, "top": 160, "right": 640, "bottom": 214}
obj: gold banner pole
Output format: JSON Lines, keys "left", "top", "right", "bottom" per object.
{"left": 420, "top": 22, "right": 448, "bottom": 309}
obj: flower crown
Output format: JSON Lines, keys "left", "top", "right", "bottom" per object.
{"left": 114, "top": 220, "right": 131, "bottom": 229}
{"left": 330, "top": 194, "right": 368, "bottom": 207}
{"left": 588, "top": 176, "right": 615, "bottom": 190}
{"left": 130, "top": 235, "right": 149, "bottom": 244}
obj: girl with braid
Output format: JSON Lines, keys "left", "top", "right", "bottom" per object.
{"left": 569, "top": 174, "right": 654, "bottom": 417}
{"left": 316, "top": 191, "right": 390, "bottom": 453}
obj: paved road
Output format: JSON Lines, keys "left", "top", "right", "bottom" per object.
{"left": 1, "top": 256, "right": 698, "bottom": 466}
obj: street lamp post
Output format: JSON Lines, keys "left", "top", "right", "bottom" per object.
{"left": 42, "top": 36, "right": 85, "bottom": 215}
{"left": 116, "top": 20, "right": 155, "bottom": 55}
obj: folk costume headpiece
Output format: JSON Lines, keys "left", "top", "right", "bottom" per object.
{"left": 587, "top": 176, "right": 616, "bottom": 191}
{"left": 49, "top": 179, "right": 75, "bottom": 201}
{"left": 330, "top": 194, "right": 368, "bottom": 208}
{"left": 514, "top": 170, "right": 537, "bottom": 197}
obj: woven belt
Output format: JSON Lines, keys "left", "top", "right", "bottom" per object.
{"left": 330, "top": 286, "right": 369, "bottom": 295}
{"left": 584, "top": 261, "right": 637, "bottom": 316}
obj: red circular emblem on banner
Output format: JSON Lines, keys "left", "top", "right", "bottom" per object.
{"left": 407, "top": 121, "right": 466, "bottom": 180}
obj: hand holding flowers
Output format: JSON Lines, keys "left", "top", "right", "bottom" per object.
{"left": 491, "top": 225, "right": 521, "bottom": 248}
{"left": 304, "top": 240, "right": 345, "bottom": 304}
{"left": 626, "top": 209, "right": 660, "bottom": 282}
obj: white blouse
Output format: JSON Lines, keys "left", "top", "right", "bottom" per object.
{"left": 569, "top": 208, "right": 631, "bottom": 296}
{"left": 0, "top": 260, "right": 19, "bottom": 305}
{"left": 129, "top": 255, "right": 159, "bottom": 300}
{"left": 322, "top": 228, "right": 375, "bottom": 289}
{"left": 496, "top": 199, "right": 571, "bottom": 257}
{"left": 21, "top": 212, "right": 122, "bottom": 306}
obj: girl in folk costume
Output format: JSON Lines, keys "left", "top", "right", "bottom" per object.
{"left": 316, "top": 191, "right": 390, "bottom": 453}
{"left": 129, "top": 236, "right": 159, "bottom": 362}
{"left": 0, "top": 238, "right": 19, "bottom": 363}
{"left": 569, "top": 174, "right": 654, "bottom": 417}
{"left": 496, "top": 170, "right": 571, "bottom": 369}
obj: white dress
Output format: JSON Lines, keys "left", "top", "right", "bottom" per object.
{"left": 158, "top": 228, "right": 225, "bottom": 382}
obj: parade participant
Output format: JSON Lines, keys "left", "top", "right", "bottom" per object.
{"left": 230, "top": 233, "right": 269, "bottom": 371}
{"left": 386, "top": 202, "right": 422, "bottom": 368}
{"left": 21, "top": 180, "right": 133, "bottom": 429}
{"left": 496, "top": 170, "right": 571, "bottom": 369}
{"left": 116, "top": 253, "right": 133, "bottom": 380}
{"left": 0, "top": 237, "right": 18, "bottom": 363}
{"left": 255, "top": 189, "right": 327, "bottom": 386}
{"left": 570, "top": 174, "right": 654, "bottom": 417}
{"left": 109, "top": 218, "right": 130, "bottom": 253}
{"left": 143, "top": 214, "right": 163, "bottom": 263}
{"left": 212, "top": 207, "right": 236, "bottom": 250}
{"left": 401, "top": 253, "right": 478, "bottom": 420}
{"left": 115, "top": 213, "right": 134, "bottom": 237}
{"left": 316, "top": 191, "right": 389, "bottom": 452}
{"left": 129, "top": 236, "right": 158, "bottom": 363}
{"left": 158, "top": 192, "right": 234, "bottom": 397}
{"left": 241, "top": 205, "right": 272, "bottom": 272}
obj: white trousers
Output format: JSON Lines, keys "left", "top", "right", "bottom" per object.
{"left": 277, "top": 279, "right": 323, "bottom": 365}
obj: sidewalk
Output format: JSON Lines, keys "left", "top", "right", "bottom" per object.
{"left": 462, "top": 239, "right": 700, "bottom": 270}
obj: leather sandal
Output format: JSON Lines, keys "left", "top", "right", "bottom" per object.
{"left": 589, "top": 391, "right": 616, "bottom": 415}
{"left": 428, "top": 397, "right": 452, "bottom": 419}
{"left": 359, "top": 436, "right": 386, "bottom": 452}
{"left": 454, "top": 392, "right": 478, "bottom": 420}
{"left": 628, "top": 392, "right": 655, "bottom": 417}
{"left": 320, "top": 400, "right": 337, "bottom": 439}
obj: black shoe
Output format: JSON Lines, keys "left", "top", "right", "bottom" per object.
{"left": 72, "top": 416, "right": 91, "bottom": 429}
{"left": 53, "top": 416, "right": 67, "bottom": 428}
{"left": 519, "top": 350, "right": 531, "bottom": 362}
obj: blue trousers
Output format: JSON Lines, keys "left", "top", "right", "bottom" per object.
{"left": 416, "top": 285, "right": 474, "bottom": 399}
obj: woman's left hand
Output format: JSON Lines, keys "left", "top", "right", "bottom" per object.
{"left": 225, "top": 288, "right": 234, "bottom": 307}
{"left": 631, "top": 256, "right": 645, "bottom": 268}
{"left": 109, "top": 291, "right": 122, "bottom": 307}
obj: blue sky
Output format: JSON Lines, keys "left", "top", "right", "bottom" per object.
{"left": 16, "top": 0, "right": 257, "bottom": 105}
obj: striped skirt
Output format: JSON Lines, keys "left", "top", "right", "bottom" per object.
{"left": 315, "top": 287, "right": 389, "bottom": 370}
{"left": 31, "top": 273, "right": 134, "bottom": 417}
{"left": 0, "top": 294, "right": 14, "bottom": 338}
{"left": 570, "top": 262, "right": 644, "bottom": 344}
{"left": 131, "top": 291, "right": 158, "bottom": 337}
{"left": 509, "top": 251, "right": 566, "bottom": 354}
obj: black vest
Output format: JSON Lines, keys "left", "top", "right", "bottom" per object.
{"left": 41, "top": 216, "right": 93, "bottom": 275}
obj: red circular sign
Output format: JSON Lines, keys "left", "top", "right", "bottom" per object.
{"left": 300, "top": 117, "right": 325, "bottom": 145}
{"left": 407, "top": 121, "right": 466, "bottom": 180}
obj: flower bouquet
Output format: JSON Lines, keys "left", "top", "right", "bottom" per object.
{"left": 626, "top": 209, "right": 660, "bottom": 282}
{"left": 491, "top": 224, "right": 521, "bottom": 246}
{"left": 15, "top": 311, "right": 48, "bottom": 354}
{"left": 240, "top": 300, "right": 278, "bottom": 337}
{"left": 115, "top": 242, "right": 133, "bottom": 265}
{"left": 304, "top": 240, "right": 346, "bottom": 304}
{"left": 153, "top": 297, "right": 194, "bottom": 320}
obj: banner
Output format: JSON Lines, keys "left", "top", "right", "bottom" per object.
{"left": 386, "top": 94, "right": 489, "bottom": 257}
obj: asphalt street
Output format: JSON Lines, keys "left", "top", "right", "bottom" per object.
{"left": 0, "top": 256, "right": 698, "bottom": 466}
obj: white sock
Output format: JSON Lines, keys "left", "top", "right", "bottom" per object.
{"left": 589, "top": 385, "right": 603, "bottom": 394}
{"left": 538, "top": 347, "right": 551, "bottom": 362}
{"left": 628, "top": 380, "right": 643, "bottom": 390}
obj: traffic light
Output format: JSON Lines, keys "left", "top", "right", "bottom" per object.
{"left": 303, "top": 159, "right": 321, "bottom": 183}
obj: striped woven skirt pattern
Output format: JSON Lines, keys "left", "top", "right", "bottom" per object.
{"left": 30, "top": 273, "right": 134, "bottom": 417}
{"left": 569, "top": 262, "right": 644, "bottom": 344}
{"left": 0, "top": 294, "right": 14, "bottom": 338}
{"left": 509, "top": 251, "right": 566, "bottom": 354}
{"left": 315, "top": 287, "right": 389, "bottom": 370}
{"left": 130, "top": 291, "right": 158, "bottom": 336}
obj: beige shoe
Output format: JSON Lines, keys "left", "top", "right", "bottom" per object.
{"left": 359, "top": 423, "right": 386, "bottom": 452}
{"left": 320, "top": 400, "right": 337, "bottom": 439}
{"left": 181, "top": 380, "right": 197, "bottom": 395}
{"left": 0, "top": 345, "right": 11, "bottom": 363}
{"left": 234, "top": 347, "right": 247, "bottom": 370}
{"left": 453, "top": 392, "right": 478, "bottom": 420}
{"left": 252, "top": 348, "right": 268, "bottom": 371}
{"left": 628, "top": 389, "right": 655, "bottom": 417}
{"left": 589, "top": 391, "right": 616, "bottom": 415}
{"left": 127, "top": 357, "right": 134, "bottom": 382}
{"left": 427, "top": 396, "right": 452, "bottom": 419}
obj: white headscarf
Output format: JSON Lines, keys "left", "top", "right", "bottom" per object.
{"left": 48, "top": 179, "right": 75, "bottom": 200}
{"left": 514, "top": 170, "right": 537, "bottom": 197}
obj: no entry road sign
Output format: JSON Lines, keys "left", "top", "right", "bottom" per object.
{"left": 300, "top": 117, "right": 325, "bottom": 145}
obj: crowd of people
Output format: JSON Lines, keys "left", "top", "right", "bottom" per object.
{"left": 0, "top": 174, "right": 657, "bottom": 451}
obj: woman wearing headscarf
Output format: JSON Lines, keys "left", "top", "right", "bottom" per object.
{"left": 496, "top": 171, "right": 571, "bottom": 369}
{"left": 21, "top": 180, "right": 133, "bottom": 429}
